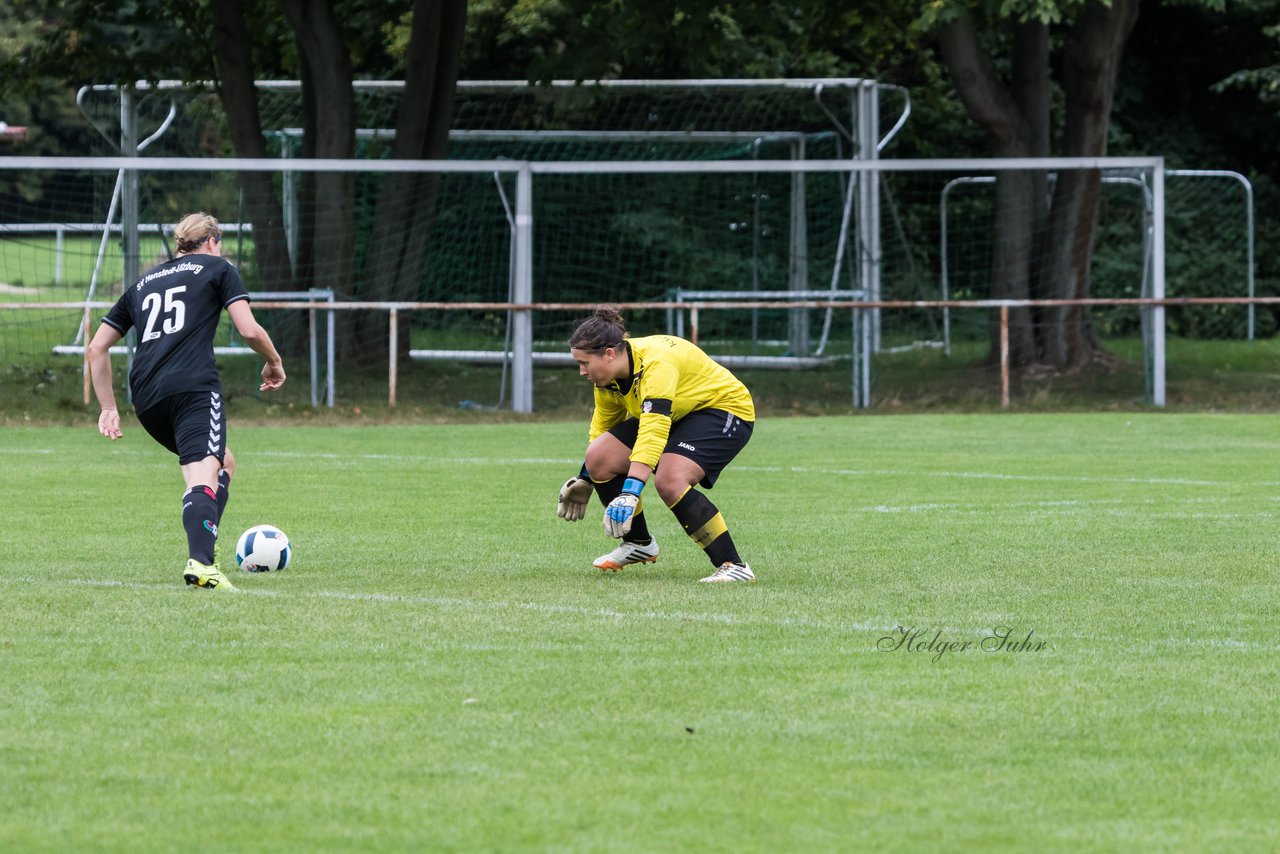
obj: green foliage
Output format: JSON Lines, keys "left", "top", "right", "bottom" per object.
{"left": 0, "top": 9, "right": 100, "bottom": 198}
{"left": 379, "top": 10, "right": 416, "bottom": 71}
{"left": 0, "top": 0, "right": 403, "bottom": 93}
{"left": 1216, "top": 23, "right": 1280, "bottom": 105}
{"left": 460, "top": 0, "right": 898, "bottom": 81}
{"left": 0, "top": 0, "right": 215, "bottom": 93}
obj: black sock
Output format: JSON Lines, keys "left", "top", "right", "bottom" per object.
{"left": 216, "top": 469, "right": 231, "bottom": 522}
{"left": 593, "top": 474, "right": 652, "bottom": 544}
{"left": 182, "top": 485, "right": 219, "bottom": 566}
{"left": 669, "top": 487, "right": 741, "bottom": 566}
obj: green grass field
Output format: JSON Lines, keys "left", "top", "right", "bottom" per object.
{"left": 0, "top": 235, "right": 180, "bottom": 292}
{"left": 2, "top": 414, "right": 1279, "bottom": 850}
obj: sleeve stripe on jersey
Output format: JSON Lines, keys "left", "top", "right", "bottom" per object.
{"left": 642, "top": 397, "right": 673, "bottom": 417}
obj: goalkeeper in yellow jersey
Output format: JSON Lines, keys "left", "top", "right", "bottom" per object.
{"left": 557, "top": 306, "right": 756, "bottom": 583}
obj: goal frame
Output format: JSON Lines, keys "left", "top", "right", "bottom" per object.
{"left": 78, "top": 78, "right": 912, "bottom": 364}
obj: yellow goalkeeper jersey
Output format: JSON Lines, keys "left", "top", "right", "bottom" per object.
{"left": 588, "top": 334, "right": 755, "bottom": 469}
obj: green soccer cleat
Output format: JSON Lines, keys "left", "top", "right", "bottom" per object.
{"left": 183, "top": 559, "right": 237, "bottom": 592}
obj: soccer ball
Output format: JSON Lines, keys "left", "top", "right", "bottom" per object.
{"left": 235, "top": 524, "right": 291, "bottom": 572}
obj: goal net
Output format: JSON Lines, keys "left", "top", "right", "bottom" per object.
{"left": 4, "top": 79, "right": 910, "bottom": 410}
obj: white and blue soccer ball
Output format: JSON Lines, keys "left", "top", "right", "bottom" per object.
{"left": 235, "top": 524, "right": 291, "bottom": 572}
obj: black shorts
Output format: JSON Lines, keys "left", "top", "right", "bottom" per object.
{"left": 136, "top": 390, "right": 226, "bottom": 466}
{"left": 608, "top": 408, "right": 753, "bottom": 489}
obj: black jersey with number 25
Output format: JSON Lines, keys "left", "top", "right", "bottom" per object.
{"left": 102, "top": 254, "right": 250, "bottom": 414}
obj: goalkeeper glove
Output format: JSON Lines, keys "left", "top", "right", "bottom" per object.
{"left": 556, "top": 467, "right": 594, "bottom": 522}
{"left": 604, "top": 478, "right": 645, "bottom": 538}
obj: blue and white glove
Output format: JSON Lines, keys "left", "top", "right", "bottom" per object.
{"left": 604, "top": 478, "right": 645, "bottom": 538}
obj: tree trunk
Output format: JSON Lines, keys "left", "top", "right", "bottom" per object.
{"left": 208, "top": 0, "right": 295, "bottom": 297}
{"left": 939, "top": 2, "right": 1139, "bottom": 374}
{"left": 989, "top": 170, "right": 1037, "bottom": 366}
{"left": 1013, "top": 21, "right": 1054, "bottom": 353}
{"left": 360, "top": 0, "right": 468, "bottom": 360}
{"left": 1037, "top": 0, "right": 1140, "bottom": 370}
{"left": 280, "top": 0, "right": 357, "bottom": 358}
{"left": 937, "top": 14, "right": 1048, "bottom": 368}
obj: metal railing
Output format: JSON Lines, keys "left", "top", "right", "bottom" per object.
{"left": 10, "top": 295, "right": 1278, "bottom": 410}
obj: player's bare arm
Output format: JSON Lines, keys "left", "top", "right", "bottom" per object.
{"left": 86, "top": 323, "right": 124, "bottom": 440}
{"left": 227, "top": 300, "right": 286, "bottom": 391}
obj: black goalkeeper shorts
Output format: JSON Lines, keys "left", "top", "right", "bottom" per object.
{"left": 607, "top": 407, "right": 753, "bottom": 489}
{"left": 136, "top": 390, "right": 226, "bottom": 466}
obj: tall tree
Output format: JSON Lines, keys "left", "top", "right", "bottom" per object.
{"left": 3, "top": 0, "right": 469, "bottom": 358}
{"left": 208, "top": 0, "right": 295, "bottom": 302}
{"left": 359, "top": 0, "right": 468, "bottom": 354}
{"left": 927, "top": 0, "right": 1142, "bottom": 371}
{"left": 280, "top": 0, "right": 357, "bottom": 311}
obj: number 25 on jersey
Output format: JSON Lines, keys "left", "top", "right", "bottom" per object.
{"left": 142, "top": 285, "right": 187, "bottom": 342}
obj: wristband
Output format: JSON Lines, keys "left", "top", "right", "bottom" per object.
{"left": 621, "top": 477, "right": 645, "bottom": 496}
{"left": 579, "top": 463, "right": 590, "bottom": 481}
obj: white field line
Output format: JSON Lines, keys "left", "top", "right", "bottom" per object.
{"left": 741, "top": 465, "right": 1272, "bottom": 488}
{"left": 0, "top": 573, "right": 876, "bottom": 632}
{"left": 260, "top": 454, "right": 1280, "bottom": 487}
{"left": 862, "top": 496, "right": 1279, "bottom": 517}
{"left": 3, "top": 574, "right": 1279, "bottom": 653}
{"left": 6, "top": 445, "right": 1277, "bottom": 489}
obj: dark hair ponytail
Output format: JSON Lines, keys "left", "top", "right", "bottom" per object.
{"left": 569, "top": 306, "right": 627, "bottom": 351}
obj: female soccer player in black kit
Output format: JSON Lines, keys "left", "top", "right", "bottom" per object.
{"left": 88, "top": 213, "right": 285, "bottom": 591}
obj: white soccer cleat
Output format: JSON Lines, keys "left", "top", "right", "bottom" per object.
{"left": 593, "top": 539, "right": 660, "bottom": 572}
{"left": 699, "top": 562, "right": 755, "bottom": 583}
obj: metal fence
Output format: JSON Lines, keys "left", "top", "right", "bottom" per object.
{"left": 1, "top": 155, "right": 1188, "bottom": 413}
